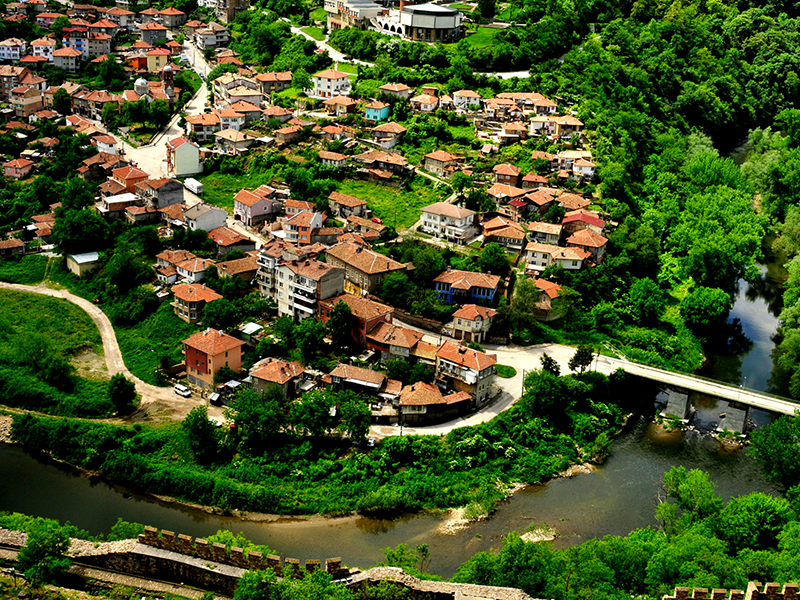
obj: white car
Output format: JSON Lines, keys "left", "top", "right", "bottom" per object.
{"left": 173, "top": 384, "right": 191, "bottom": 397}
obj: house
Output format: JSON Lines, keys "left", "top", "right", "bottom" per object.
{"left": 566, "top": 229, "right": 608, "bottom": 263}
{"left": 233, "top": 186, "right": 281, "bottom": 226}
{"left": 525, "top": 187, "right": 560, "bottom": 215}
{"left": 366, "top": 321, "right": 435, "bottom": 365}
{"left": 176, "top": 256, "right": 216, "bottom": 282}
{"left": 30, "top": 37, "right": 56, "bottom": 61}
{"left": 208, "top": 226, "right": 256, "bottom": 257}
{"left": 53, "top": 47, "right": 82, "bottom": 74}
{"left": 409, "top": 94, "right": 438, "bottom": 112}
{"left": 217, "top": 255, "right": 258, "bottom": 280}
{"left": 106, "top": 7, "right": 135, "bottom": 28}
{"left": 311, "top": 68, "right": 351, "bottom": 98}
{"left": 284, "top": 199, "right": 315, "bottom": 216}
{"left": 562, "top": 212, "right": 605, "bottom": 236}
{"left": 263, "top": 105, "right": 293, "bottom": 123}
{"left": 451, "top": 304, "right": 497, "bottom": 344}
{"left": 423, "top": 151, "right": 458, "bottom": 178}
{"left": 215, "top": 0, "right": 249, "bottom": 25}
{"left": 136, "top": 178, "right": 184, "bottom": 209}
{"left": 184, "top": 113, "right": 220, "bottom": 143}
{"left": 558, "top": 193, "right": 592, "bottom": 212}
{"left": 481, "top": 216, "right": 526, "bottom": 249}
{"left": 275, "top": 258, "right": 345, "bottom": 322}
{"left": 328, "top": 191, "right": 367, "bottom": 219}
{"left": 254, "top": 71, "right": 292, "bottom": 94}
{"left": 0, "top": 66, "right": 30, "bottom": 101}
{"left": 65, "top": 251, "right": 100, "bottom": 277}
{"left": 364, "top": 100, "right": 389, "bottom": 122}
{"left": 171, "top": 282, "right": 222, "bottom": 324}
{"left": 182, "top": 328, "right": 246, "bottom": 389}
{"left": 146, "top": 48, "right": 171, "bottom": 72}
{"left": 166, "top": 136, "right": 202, "bottom": 177}
{"left": 285, "top": 211, "right": 324, "bottom": 246}
{"left": 453, "top": 89, "right": 481, "bottom": 110}
{"left": 255, "top": 238, "right": 292, "bottom": 299}
{"left": 419, "top": 202, "right": 475, "bottom": 243}
{"left": 326, "top": 241, "right": 406, "bottom": 296}
{"left": 346, "top": 215, "right": 389, "bottom": 240}
{"left": 527, "top": 222, "right": 562, "bottom": 245}
{"left": 95, "top": 192, "right": 139, "bottom": 219}
{"left": 275, "top": 125, "right": 302, "bottom": 146}
{"left": 35, "top": 12, "right": 66, "bottom": 27}
{"left": 111, "top": 166, "right": 148, "bottom": 193}
{"left": 371, "top": 121, "right": 406, "bottom": 149}
{"left": 492, "top": 163, "right": 521, "bottom": 186}
{"left": 531, "top": 278, "right": 564, "bottom": 321}
{"left": 329, "top": 363, "right": 394, "bottom": 398}
{"left": 398, "top": 381, "right": 472, "bottom": 425}
{"left": 320, "top": 124, "right": 345, "bottom": 141}
{"left": 0, "top": 238, "right": 24, "bottom": 257}
{"left": 184, "top": 203, "right": 227, "bottom": 232}
{"left": 3, "top": 158, "right": 33, "bottom": 179}
{"left": 0, "top": 38, "right": 26, "bottom": 61}
{"left": 155, "top": 248, "right": 195, "bottom": 283}
{"left": 435, "top": 340, "right": 496, "bottom": 404}
{"left": 524, "top": 242, "right": 589, "bottom": 272}
{"left": 195, "top": 22, "right": 229, "bottom": 49}
{"left": 138, "top": 7, "right": 160, "bottom": 22}
{"left": 522, "top": 171, "right": 549, "bottom": 189}
{"left": 215, "top": 128, "right": 255, "bottom": 154}
{"left": 138, "top": 21, "right": 168, "bottom": 45}
{"left": 93, "top": 134, "right": 118, "bottom": 155}
{"left": 250, "top": 358, "right": 305, "bottom": 397}
{"left": 323, "top": 95, "right": 357, "bottom": 116}
{"left": 124, "top": 205, "right": 160, "bottom": 225}
{"left": 352, "top": 149, "right": 409, "bottom": 175}
{"left": 433, "top": 269, "right": 501, "bottom": 304}
{"left": 572, "top": 158, "right": 596, "bottom": 180}
{"left": 378, "top": 83, "right": 412, "bottom": 100}
{"left": 159, "top": 6, "right": 187, "bottom": 27}
{"left": 228, "top": 100, "right": 263, "bottom": 124}
{"left": 72, "top": 89, "right": 120, "bottom": 121}
{"left": 486, "top": 183, "right": 526, "bottom": 205}
{"left": 319, "top": 150, "right": 347, "bottom": 168}
{"left": 318, "top": 293, "right": 394, "bottom": 346}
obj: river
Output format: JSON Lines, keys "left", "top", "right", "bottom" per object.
{"left": 0, "top": 242, "right": 789, "bottom": 579}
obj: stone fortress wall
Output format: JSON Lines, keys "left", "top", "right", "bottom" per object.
{"left": 663, "top": 582, "right": 800, "bottom": 600}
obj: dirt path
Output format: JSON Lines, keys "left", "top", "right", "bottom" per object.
{"left": 0, "top": 282, "right": 201, "bottom": 422}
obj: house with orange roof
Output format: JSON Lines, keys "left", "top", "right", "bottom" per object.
{"left": 250, "top": 358, "right": 306, "bottom": 397}
{"left": 233, "top": 186, "right": 281, "bottom": 226}
{"left": 217, "top": 254, "right": 258, "bottom": 281}
{"left": 208, "top": 225, "right": 256, "bottom": 257}
{"left": 486, "top": 182, "right": 527, "bottom": 205}
{"left": 172, "top": 282, "right": 222, "bottom": 324}
{"left": 450, "top": 304, "right": 498, "bottom": 344}
{"left": 30, "top": 37, "right": 56, "bottom": 61}
{"left": 481, "top": 215, "right": 526, "bottom": 249}
{"left": 176, "top": 256, "right": 216, "bottom": 283}
{"left": 398, "top": 381, "right": 472, "bottom": 425}
{"left": 365, "top": 321, "right": 435, "bottom": 364}
{"left": 138, "top": 21, "right": 167, "bottom": 44}
{"left": 0, "top": 38, "right": 27, "bottom": 62}
{"left": 424, "top": 150, "right": 458, "bottom": 178}
{"left": 453, "top": 89, "right": 481, "bottom": 110}
{"left": 319, "top": 150, "right": 347, "bottom": 168}
{"left": 318, "top": 293, "right": 394, "bottom": 346}
{"left": 53, "top": 47, "right": 82, "bottom": 73}
{"left": 285, "top": 211, "right": 324, "bottom": 246}
{"left": 329, "top": 363, "right": 394, "bottom": 398}
{"left": 111, "top": 165, "right": 148, "bottom": 193}
{"left": 10, "top": 86, "right": 43, "bottom": 118}
{"left": 146, "top": 47, "right": 171, "bottom": 72}
{"left": 166, "top": 136, "right": 202, "bottom": 177}
{"left": 0, "top": 238, "right": 25, "bottom": 257}
{"left": 378, "top": 82, "right": 412, "bottom": 100}
{"left": 254, "top": 71, "right": 292, "bottom": 94}
{"left": 276, "top": 258, "right": 345, "bottom": 322}
{"left": 326, "top": 241, "right": 407, "bottom": 296}
{"left": 409, "top": 93, "right": 438, "bottom": 112}
{"left": 435, "top": 340, "right": 497, "bottom": 404}
{"left": 135, "top": 177, "right": 184, "bottom": 209}
{"left": 524, "top": 243, "right": 589, "bottom": 272}
{"left": 364, "top": 100, "right": 389, "bottom": 122}
{"left": 4, "top": 158, "right": 33, "bottom": 179}
{"left": 566, "top": 228, "right": 608, "bottom": 263}
{"left": 184, "top": 113, "right": 220, "bottom": 143}
{"left": 159, "top": 6, "right": 186, "bottom": 27}
{"left": 311, "top": 68, "right": 351, "bottom": 98}
{"left": 492, "top": 163, "right": 521, "bottom": 186}
{"left": 183, "top": 328, "right": 245, "bottom": 388}
{"left": 323, "top": 95, "right": 357, "bottom": 117}
{"left": 106, "top": 7, "right": 134, "bottom": 28}
{"left": 371, "top": 121, "right": 407, "bottom": 149}
{"left": 328, "top": 191, "right": 367, "bottom": 219}
{"left": 433, "top": 268, "right": 500, "bottom": 304}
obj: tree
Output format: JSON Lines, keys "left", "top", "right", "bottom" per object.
{"left": 203, "top": 298, "right": 241, "bottom": 331}
{"left": 234, "top": 570, "right": 276, "bottom": 600}
{"left": 717, "top": 492, "right": 795, "bottom": 553}
{"left": 338, "top": 391, "right": 371, "bottom": 442}
{"left": 568, "top": 345, "right": 594, "bottom": 373}
{"left": 290, "top": 389, "right": 335, "bottom": 437}
{"left": 658, "top": 466, "right": 723, "bottom": 531}
{"left": 107, "top": 373, "right": 137, "bottom": 413}
{"left": 96, "top": 56, "right": 128, "bottom": 90}
{"left": 148, "top": 99, "right": 171, "bottom": 129}
{"left": 680, "top": 287, "right": 733, "bottom": 329}
{"left": 327, "top": 300, "right": 354, "bottom": 348}
{"left": 52, "top": 87, "right": 72, "bottom": 115}
{"left": 629, "top": 278, "right": 665, "bottom": 325}
{"left": 477, "top": 0, "right": 496, "bottom": 18}
{"left": 450, "top": 171, "right": 473, "bottom": 201}
{"left": 380, "top": 272, "right": 412, "bottom": 309}
{"left": 750, "top": 414, "right": 800, "bottom": 488}
{"left": 17, "top": 520, "right": 72, "bottom": 586}
{"left": 51, "top": 15, "right": 71, "bottom": 39}
{"left": 227, "top": 386, "right": 286, "bottom": 454}
{"left": 478, "top": 242, "right": 510, "bottom": 277}
{"left": 51, "top": 208, "right": 111, "bottom": 254}
{"left": 182, "top": 405, "right": 219, "bottom": 464}
{"left": 296, "top": 318, "right": 327, "bottom": 365}
{"left": 540, "top": 353, "right": 560, "bottom": 377}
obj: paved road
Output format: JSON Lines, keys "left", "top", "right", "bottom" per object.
{"left": 0, "top": 282, "right": 217, "bottom": 422}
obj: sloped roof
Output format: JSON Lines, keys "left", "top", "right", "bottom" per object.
{"left": 566, "top": 228, "right": 607, "bottom": 248}
{"left": 326, "top": 242, "right": 405, "bottom": 275}
{"left": 452, "top": 304, "right": 498, "bottom": 321}
{"left": 251, "top": 358, "right": 305, "bottom": 385}
{"left": 320, "top": 293, "right": 393, "bottom": 321}
{"left": 182, "top": 328, "right": 244, "bottom": 355}
{"left": 421, "top": 202, "right": 475, "bottom": 220}
{"left": 436, "top": 340, "right": 497, "bottom": 371}
{"left": 433, "top": 269, "right": 501, "bottom": 291}
{"left": 329, "top": 191, "right": 366, "bottom": 208}
{"left": 172, "top": 282, "right": 222, "bottom": 303}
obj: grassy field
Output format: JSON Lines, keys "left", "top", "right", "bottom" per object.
{"left": 0, "top": 254, "right": 48, "bottom": 284}
{"left": 310, "top": 6, "right": 327, "bottom": 21}
{"left": 450, "top": 3, "right": 474, "bottom": 10}
{"left": 197, "top": 172, "right": 274, "bottom": 211}
{"left": 337, "top": 177, "right": 445, "bottom": 230}
{"left": 302, "top": 26, "right": 326, "bottom": 41}
{"left": 462, "top": 26, "right": 502, "bottom": 48}
{"left": 496, "top": 364, "right": 517, "bottom": 378}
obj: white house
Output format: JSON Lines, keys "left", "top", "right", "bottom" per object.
{"left": 0, "top": 38, "right": 27, "bottom": 61}
{"left": 184, "top": 204, "right": 228, "bottom": 232}
{"left": 30, "top": 37, "right": 56, "bottom": 61}
{"left": 166, "top": 136, "right": 202, "bottom": 177}
{"left": 453, "top": 89, "right": 481, "bottom": 110}
{"left": 419, "top": 202, "right": 475, "bottom": 243}
{"left": 311, "top": 68, "right": 351, "bottom": 99}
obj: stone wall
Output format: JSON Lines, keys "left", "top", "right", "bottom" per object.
{"left": 394, "top": 308, "right": 446, "bottom": 331}
{"left": 663, "top": 582, "right": 800, "bottom": 600}
{"left": 136, "top": 526, "right": 349, "bottom": 580}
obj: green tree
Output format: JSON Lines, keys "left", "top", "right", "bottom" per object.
{"left": 181, "top": 405, "right": 219, "bottom": 464}
{"left": 380, "top": 272, "right": 412, "bottom": 308}
{"left": 540, "top": 353, "right": 560, "bottom": 377}
{"left": 107, "top": 373, "right": 137, "bottom": 413}
{"left": 296, "top": 318, "right": 327, "bottom": 364}
{"left": 750, "top": 414, "right": 800, "bottom": 488}
{"left": 227, "top": 386, "right": 286, "bottom": 454}
{"left": 234, "top": 570, "right": 275, "bottom": 600}
{"left": 338, "top": 391, "right": 371, "bottom": 442}
{"left": 327, "top": 300, "right": 354, "bottom": 348}
{"left": 478, "top": 242, "right": 510, "bottom": 277}
{"left": 717, "top": 493, "right": 795, "bottom": 553}
{"left": 680, "top": 287, "right": 733, "bottom": 329}
{"left": 51, "top": 15, "right": 71, "bottom": 39}
{"left": 568, "top": 345, "right": 594, "bottom": 373}
{"left": 657, "top": 466, "right": 723, "bottom": 532}
{"left": 52, "top": 87, "right": 72, "bottom": 115}
{"left": 51, "top": 208, "right": 111, "bottom": 254}
{"left": 17, "top": 520, "right": 72, "bottom": 586}
{"left": 203, "top": 298, "right": 241, "bottom": 331}
{"left": 629, "top": 278, "right": 665, "bottom": 325}
{"left": 148, "top": 99, "right": 171, "bottom": 128}
{"left": 290, "top": 389, "right": 335, "bottom": 437}
{"left": 476, "top": 0, "right": 496, "bottom": 18}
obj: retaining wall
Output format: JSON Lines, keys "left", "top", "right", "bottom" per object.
{"left": 664, "top": 582, "right": 800, "bottom": 600}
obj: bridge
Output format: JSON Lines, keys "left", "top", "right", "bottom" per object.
{"left": 596, "top": 354, "right": 800, "bottom": 416}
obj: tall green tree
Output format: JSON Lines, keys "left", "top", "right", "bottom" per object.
{"left": 107, "top": 373, "right": 137, "bottom": 414}
{"left": 182, "top": 405, "right": 220, "bottom": 464}
{"left": 16, "top": 520, "right": 71, "bottom": 586}
{"left": 327, "top": 300, "right": 354, "bottom": 348}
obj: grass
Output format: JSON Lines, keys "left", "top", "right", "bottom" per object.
{"left": 495, "top": 364, "right": 517, "bottom": 378}
{"left": 0, "top": 254, "right": 48, "bottom": 284}
{"left": 301, "top": 26, "right": 326, "bottom": 41}
{"left": 196, "top": 171, "right": 274, "bottom": 211}
{"left": 450, "top": 3, "right": 474, "bottom": 9}
{"left": 461, "top": 26, "right": 502, "bottom": 49}
{"left": 310, "top": 6, "right": 327, "bottom": 21}
{"left": 337, "top": 177, "right": 444, "bottom": 230}
{"left": 334, "top": 62, "right": 359, "bottom": 82}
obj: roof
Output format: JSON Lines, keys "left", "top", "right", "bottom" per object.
{"left": 562, "top": 213, "right": 605, "bottom": 229}
{"left": 566, "top": 228, "right": 608, "bottom": 248}
{"left": 372, "top": 121, "right": 407, "bottom": 134}
{"left": 53, "top": 47, "right": 82, "bottom": 57}
{"left": 452, "top": 304, "right": 498, "bottom": 321}
{"left": 398, "top": 381, "right": 471, "bottom": 406}
{"left": 329, "top": 363, "right": 386, "bottom": 388}
{"left": 156, "top": 249, "right": 196, "bottom": 264}
{"left": 286, "top": 211, "right": 321, "bottom": 227}
{"left": 493, "top": 163, "right": 521, "bottom": 176}
{"left": 425, "top": 150, "right": 457, "bottom": 162}
{"left": 366, "top": 321, "right": 422, "bottom": 350}
{"left": 528, "top": 222, "right": 562, "bottom": 235}
{"left": 251, "top": 358, "right": 305, "bottom": 385}
{"left": 329, "top": 191, "right": 366, "bottom": 208}
{"left": 454, "top": 89, "right": 480, "bottom": 98}
{"left": 285, "top": 199, "right": 315, "bottom": 211}
{"left": 348, "top": 215, "right": 388, "bottom": 233}
{"left": 217, "top": 256, "right": 258, "bottom": 276}
{"left": 323, "top": 95, "right": 357, "bottom": 106}
{"left": 314, "top": 68, "right": 350, "bottom": 80}
{"left": 558, "top": 193, "right": 591, "bottom": 211}
{"left": 183, "top": 328, "right": 245, "bottom": 356}
{"left": 281, "top": 258, "right": 341, "bottom": 281}
{"left": 159, "top": 6, "right": 185, "bottom": 14}
{"left": 326, "top": 242, "right": 406, "bottom": 275}
{"left": 319, "top": 150, "right": 347, "bottom": 161}
{"left": 112, "top": 166, "right": 148, "bottom": 180}
{"left": 208, "top": 226, "right": 249, "bottom": 247}
{"left": 215, "top": 128, "right": 253, "bottom": 143}
{"left": 486, "top": 183, "right": 526, "bottom": 198}
{"left": 321, "top": 293, "right": 393, "bottom": 322}
{"left": 436, "top": 340, "right": 497, "bottom": 371}
{"left": 433, "top": 269, "right": 501, "bottom": 291}
{"left": 234, "top": 188, "right": 274, "bottom": 207}
{"left": 421, "top": 202, "right": 475, "bottom": 220}
{"left": 482, "top": 216, "right": 525, "bottom": 239}
{"left": 254, "top": 71, "right": 292, "bottom": 82}
{"left": 172, "top": 282, "right": 223, "bottom": 303}
{"left": 66, "top": 251, "right": 100, "bottom": 264}
{"left": 4, "top": 158, "right": 33, "bottom": 168}
{"left": 365, "top": 100, "right": 389, "bottom": 109}
{"left": 379, "top": 83, "right": 411, "bottom": 92}
{"left": 0, "top": 238, "right": 24, "bottom": 250}
{"left": 410, "top": 94, "right": 438, "bottom": 105}
{"left": 535, "top": 278, "right": 562, "bottom": 300}
{"left": 177, "top": 257, "right": 215, "bottom": 273}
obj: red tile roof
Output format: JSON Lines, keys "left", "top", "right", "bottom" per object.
{"left": 436, "top": 340, "right": 497, "bottom": 371}
{"left": 183, "top": 328, "right": 245, "bottom": 356}
{"left": 172, "top": 282, "right": 223, "bottom": 303}
{"left": 251, "top": 358, "right": 305, "bottom": 385}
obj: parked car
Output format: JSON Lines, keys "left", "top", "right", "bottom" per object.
{"left": 372, "top": 217, "right": 383, "bottom": 224}
{"left": 173, "top": 384, "right": 191, "bottom": 397}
